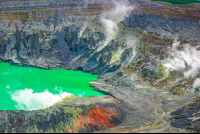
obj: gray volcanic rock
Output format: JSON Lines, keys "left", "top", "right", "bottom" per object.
{"left": 170, "top": 96, "right": 200, "bottom": 132}
{"left": 0, "top": 96, "right": 128, "bottom": 133}
{"left": 0, "top": 0, "right": 200, "bottom": 133}
{"left": 122, "top": 13, "right": 200, "bottom": 44}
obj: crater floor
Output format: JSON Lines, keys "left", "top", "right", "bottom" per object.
{"left": 0, "top": 0, "right": 200, "bottom": 133}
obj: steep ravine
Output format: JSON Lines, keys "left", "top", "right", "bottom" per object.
{"left": 0, "top": 0, "right": 200, "bottom": 133}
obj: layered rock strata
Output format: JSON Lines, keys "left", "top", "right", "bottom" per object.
{"left": 0, "top": 0, "right": 200, "bottom": 132}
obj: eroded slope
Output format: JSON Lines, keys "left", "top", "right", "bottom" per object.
{"left": 0, "top": 0, "right": 200, "bottom": 133}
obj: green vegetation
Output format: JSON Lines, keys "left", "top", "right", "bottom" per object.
{"left": 152, "top": 0, "right": 200, "bottom": 4}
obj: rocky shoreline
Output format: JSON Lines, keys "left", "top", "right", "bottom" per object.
{"left": 0, "top": 0, "right": 200, "bottom": 132}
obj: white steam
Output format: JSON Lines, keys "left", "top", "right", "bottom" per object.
{"left": 110, "top": 37, "right": 137, "bottom": 64}
{"left": 79, "top": 22, "right": 87, "bottom": 38}
{"left": 100, "top": 18, "right": 118, "bottom": 47}
{"left": 97, "top": 0, "right": 133, "bottom": 51}
{"left": 164, "top": 39, "right": 200, "bottom": 88}
{"left": 10, "top": 88, "right": 72, "bottom": 111}
{"left": 193, "top": 78, "right": 200, "bottom": 89}
{"left": 126, "top": 38, "right": 137, "bottom": 65}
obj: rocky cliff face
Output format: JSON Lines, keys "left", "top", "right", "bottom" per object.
{"left": 0, "top": 0, "right": 200, "bottom": 133}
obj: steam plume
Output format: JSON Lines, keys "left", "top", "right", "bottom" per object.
{"left": 10, "top": 88, "right": 72, "bottom": 111}
{"left": 193, "top": 78, "right": 200, "bottom": 89}
{"left": 110, "top": 36, "right": 137, "bottom": 64}
{"left": 164, "top": 39, "right": 200, "bottom": 88}
{"left": 97, "top": 0, "right": 133, "bottom": 51}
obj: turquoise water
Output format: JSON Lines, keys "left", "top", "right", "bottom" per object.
{"left": 0, "top": 62, "right": 104, "bottom": 111}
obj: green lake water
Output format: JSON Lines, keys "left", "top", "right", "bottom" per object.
{"left": 0, "top": 62, "right": 104, "bottom": 111}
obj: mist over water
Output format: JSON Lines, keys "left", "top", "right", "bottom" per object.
{"left": 10, "top": 89, "right": 72, "bottom": 111}
{"left": 0, "top": 62, "right": 104, "bottom": 111}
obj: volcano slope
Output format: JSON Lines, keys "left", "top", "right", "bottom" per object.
{"left": 0, "top": 0, "right": 200, "bottom": 133}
